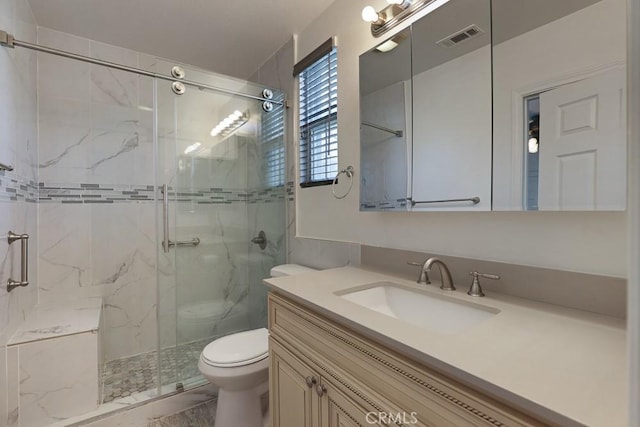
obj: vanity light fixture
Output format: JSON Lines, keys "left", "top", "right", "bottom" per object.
{"left": 210, "top": 110, "right": 249, "bottom": 138}
{"left": 363, "top": 0, "right": 450, "bottom": 37}
{"left": 528, "top": 137, "right": 539, "bottom": 154}
{"left": 361, "top": 6, "right": 385, "bottom": 25}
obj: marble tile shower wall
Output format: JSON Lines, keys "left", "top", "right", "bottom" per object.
{"left": 0, "top": 0, "right": 38, "bottom": 423}
{"left": 36, "top": 27, "right": 160, "bottom": 362}
{"left": 37, "top": 27, "right": 287, "bottom": 362}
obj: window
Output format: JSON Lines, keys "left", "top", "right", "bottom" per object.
{"left": 295, "top": 38, "right": 338, "bottom": 187}
{"left": 261, "top": 92, "right": 285, "bottom": 187}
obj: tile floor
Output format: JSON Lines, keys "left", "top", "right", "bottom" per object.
{"left": 147, "top": 400, "right": 217, "bottom": 427}
{"left": 101, "top": 339, "right": 210, "bottom": 403}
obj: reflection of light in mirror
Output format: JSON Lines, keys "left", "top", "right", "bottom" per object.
{"left": 210, "top": 110, "right": 249, "bottom": 137}
{"left": 184, "top": 142, "right": 201, "bottom": 155}
{"left": 528, "top": 137, "right": 539, "bottom": 154}
{"left": 375, "top": 39, "right": 399, "bottom": 52}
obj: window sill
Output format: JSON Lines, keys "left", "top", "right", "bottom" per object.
{"left": 299, "top": 179, "right": 334, "bottom": 188}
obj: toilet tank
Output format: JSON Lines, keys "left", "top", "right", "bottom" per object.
{"left": 270, "top": 264, "right": 317, "bottom": 278}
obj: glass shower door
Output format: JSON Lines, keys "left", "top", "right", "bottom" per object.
{"left": 156, "top": 73, "right": 286, "bottom": 392}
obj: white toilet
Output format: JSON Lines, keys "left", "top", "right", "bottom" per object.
{"left": 198, "top": 264, "right": 317, "bottom": 427}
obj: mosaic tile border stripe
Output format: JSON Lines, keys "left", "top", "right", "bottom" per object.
{"left": 38, "top": 182, "right": 285, "bottom": 204}
{"left": 0, "top": 170, "right": 38, "bottom": 203}
{"left": 286, "top": 181, "right": 295, "bottom": 202}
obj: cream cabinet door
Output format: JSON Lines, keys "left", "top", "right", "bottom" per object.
{"left": 320, "top": 378, "right": 385, "bottom": 427}
{"left": 270, "top": 337, "right": 320, "bottom": 427}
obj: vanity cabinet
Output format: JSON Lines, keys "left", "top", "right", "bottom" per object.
{"left": 270, "top": 335, "right": 385, "bottom": 427}
{"left": 268, "top": 293, "right": 543, "bottom": 427}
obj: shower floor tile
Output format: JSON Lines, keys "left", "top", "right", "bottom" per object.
{"left": 101, "top": 339, "right": 210, "bottom": 403}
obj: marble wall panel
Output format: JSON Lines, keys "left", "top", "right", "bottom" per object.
{"left": 19, "top": 332, "right": 99, "bottom": 427}
{"left": 93, "top": 203, "right": 158, "bottom": 361}
{"left": 0, "top": 0, "right": 38, "bottom": 424}
{"left": 6, "top": 346, "right": 19, "bottom": 426}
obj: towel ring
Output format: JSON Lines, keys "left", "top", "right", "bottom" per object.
{"left": 332, "top": 166, "right": 354, "bottom": 199}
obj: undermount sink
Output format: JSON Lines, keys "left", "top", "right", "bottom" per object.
{"left": 337, "top": 282, "right": 499, "bottom": 335}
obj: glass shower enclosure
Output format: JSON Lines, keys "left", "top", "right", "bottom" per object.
{"left": 155, "top": 72, "right": 286, "bottom": 392}
{"left": 5, "top": 26, "right": 285, "bottom": 421}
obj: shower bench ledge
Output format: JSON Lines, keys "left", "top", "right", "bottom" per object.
{"left": 8, "top": 297, "right": 102, "bottom": 346}
{"left": 6, "top": 297, "right": 103, "bottom": 427}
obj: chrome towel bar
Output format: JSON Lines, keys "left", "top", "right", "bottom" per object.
{"left": 361, "top": 121, "right": 403, "bottom": 137}
{"left": 408, "top": 196, "right": 480, "bottom": 206}
{"left": 161, "top": 185, "right": 200, "bottom": 252}
{"left": 168, "top": 238, "right": 200, "bottom": 248}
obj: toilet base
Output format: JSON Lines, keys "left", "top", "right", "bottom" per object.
{"left": 215, "top": 386, "right": 264, "bottom": 427}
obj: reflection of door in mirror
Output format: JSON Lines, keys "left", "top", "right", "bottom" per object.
{"left": 492, "top": 0, "right": 627, "bottom": 211}
{"left": 526, "top": 68, "right": 626, "bottom": 210}
{"left": 410, "top": 0, "right": 492, "bottom": 211}
{"left": 360, "top": 29, "right": 412, "bottom": 211}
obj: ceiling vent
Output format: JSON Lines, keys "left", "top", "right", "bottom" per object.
{"left": 436, "top": 25, "right": 484, "bottom": 48}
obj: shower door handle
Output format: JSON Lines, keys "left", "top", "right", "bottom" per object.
{"left": 7, "top": 231, "right": 29, "bottom": 292}
{"left": 161, "top": 185, "right": 170, "bottom": 253}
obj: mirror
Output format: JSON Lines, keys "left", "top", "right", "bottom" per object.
{"left": 409, "top": 0, "right": 492, "bottom": 211}
{"left": 359, "top": 29, "right": 412, "bottom": 211}
{"left": 359, "top": 0, "right": 627, "bottom": 212}
{"left": 492, "top": 0, "right": 626, "bottom": 210}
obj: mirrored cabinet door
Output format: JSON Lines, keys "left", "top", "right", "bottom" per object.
{"left": 409, "top": 0, "right": 492, "bottom": 211}
{"left": 359, "top": 29, "right": 412, "bottom": 211}
{"left": 491, "top": 0, "right": 627, "bottom": 211}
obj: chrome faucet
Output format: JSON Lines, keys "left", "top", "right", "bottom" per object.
{"left": 407, "top": 261, "right": 431, "bottom": 284}
{"left": 422, "top": 257, "right": 455, "bottom": 291}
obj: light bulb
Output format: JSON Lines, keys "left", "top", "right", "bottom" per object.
{"left": 528, "top": 137, "right": 539, "bottom": 154}
{"left": 362, "top": 6, "right": 380, "bottom": 23}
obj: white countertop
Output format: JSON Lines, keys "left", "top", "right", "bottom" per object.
{"left": 264, "top": 266, "right": 627, "bottom": 427}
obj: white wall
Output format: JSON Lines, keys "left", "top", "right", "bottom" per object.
{"left": 492, "top": 0, "right": 626, "bottom": 210}
{"left": 294, "top": 0, "right": 627, "bottom": 277}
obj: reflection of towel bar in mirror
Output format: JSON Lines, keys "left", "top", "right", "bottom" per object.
{"left": 361, "top": 121, "right": 403, "bottom": 137}
{"left": 408, "top": 197, "right": 480, "bottom": 206}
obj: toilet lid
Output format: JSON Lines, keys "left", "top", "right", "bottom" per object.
{"left": 202, "top": 328, "right": 269, "bottom": 367}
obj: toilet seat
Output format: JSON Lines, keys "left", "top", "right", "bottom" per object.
{"left": 201, "top": 328, "right": 269, "bottom": 368}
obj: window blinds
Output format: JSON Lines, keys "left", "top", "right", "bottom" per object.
{"left": 297, "top": 41, "right": 338, "bottom": 187}
{"left": 261, "top": 93, "right": 285, "bottom": 187}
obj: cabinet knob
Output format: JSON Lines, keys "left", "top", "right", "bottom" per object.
{"left": 315, "top": 383, "right": 327, "bottom": 397}
{"left": 305, "top": 376, "right": 317, "bottom": 388}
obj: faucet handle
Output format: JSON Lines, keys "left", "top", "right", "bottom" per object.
{"left": 407, "top": 261, "right": 431, "bottom": 284}
{"left": 467, "top": 271, "right": 500, "bottom": 297}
